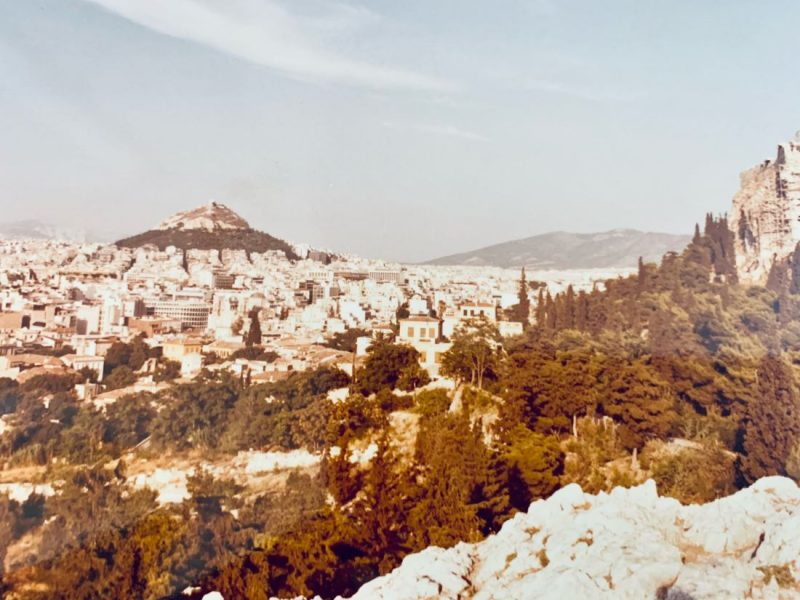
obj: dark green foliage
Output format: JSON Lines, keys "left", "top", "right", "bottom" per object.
{"left": 230, "top": 346, "right": 279, "bottom": 362}
{"left": 245, "top": 308, "right": 263, "bottom": 347}
{"left": 408, "top": 413, "right": 487, "bottom": 548}
{"left": 0, "top": 492, "right": 46, "bottom": 575}
{"left": 375, "top": 389, "right": 414, "bottom": 412}
{"left": 507, "top": 268, "right": 531, "bottom": 325}
{"left": 0, "top": 390, "right": 103, "bottom": 464}
{"left": 103, "top": 336, "right": 153, "bottom": 376}
{"left": 153, "top": 359, "right": 181, "bottom": 382}
{"left": 644, "top": 439, "right": 736, "bottom": 503}
{"left": 0, "top": 378, "right": 20, "bottom": 415}
{"left": 356, "top": 340, "right": 422, "bottom": 395}
{"left": 239, "top": 472, "right": 325, "bottom": 537}
{"left": 440, "top": 318, "right": 501, "bottom": 389}
{"left": 20, "top": 373, "right": 79, "bottom": 394}
{"left": 40, "top": 467, "right": 158, "bottom": 565}
{"left": 116, "top": 227, "right": 299, "bottom": 260}
{"left": 326, "top": 394, "right": 387, "bottom": 446}
{"left": 739, "top": 356, "right": 800, "bottom": 483}
{"left": 602, "top": 358, "right": 678, "bottom": 450}
{"left": 498, "top": 425, "right": 563, "bottom": 509}
{"left": 102, "top": 393, "right": 157, "bottom": 452}
{"left": 396, "top": 362, "right": 430, "bottom": 391}
{"left": 324, "top": 328, "right": 369, "bottom": 352}
{"left": 151, "top": 381, "right": 240, "bottom": 451}
{"left": 104, "top": 365, "right": 137, "bottom": 390}
{"left": 221, "top": 367, "right": 350, "bottom": 453}
{"left": 77, "top": 365, "right": 99, "bottom": 383}
{"left": 414, "top": 388, "right": 451, "bottom": 417}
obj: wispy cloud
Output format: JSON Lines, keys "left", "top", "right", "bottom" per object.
{"left": 382, "top": 121, "right": 489, "bottom": 142}
{"left": 81, "top": 0, "right": 453, "bottom": 91}
{"left": 525, "top": 78, "right": 644, "bottom": 103}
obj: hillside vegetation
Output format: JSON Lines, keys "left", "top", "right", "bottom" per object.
{"left": 4, "top": 216, "right": 800, "bottom": 599}
{"left": 116, "top": 228, "right": 298, "bottom": 259}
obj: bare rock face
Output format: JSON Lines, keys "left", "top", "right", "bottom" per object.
{"left": 157, "top": 201, "right": 250, "bottom": 232}
{"left": 730, "top": 133, "right": 800, "bottom": 284}
{"left": 342, "top": 478, "right": 800, "bottom": 600}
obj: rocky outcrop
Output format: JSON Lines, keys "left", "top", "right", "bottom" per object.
{"left": 730, "top": 133, "right": 800, "bottom": 284}
{"left": 343, "top": 478, "right": 800, "bottom": 599}
{"left": 158, "top": 201, "right": 250, "bottom": 231}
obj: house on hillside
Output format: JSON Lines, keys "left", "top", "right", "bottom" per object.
{"left": 397, "top": 316, "right": 451, "bottom": 378}
{"left": 162, "top": 337, "right": 203, "bottom": 361}
{"left": 60, "top": 354, "right": 105, "bottom": 382}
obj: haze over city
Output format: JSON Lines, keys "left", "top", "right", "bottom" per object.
{"left": 3, "top": 0, "right": 800, "bottom": 261}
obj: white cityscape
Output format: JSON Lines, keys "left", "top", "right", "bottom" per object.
{"left": 0, "top": 201, "right": 632, "bottom": 404}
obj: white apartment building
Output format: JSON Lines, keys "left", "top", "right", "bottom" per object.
{"left": 397, "top": 316, "right": 450, "bottom": 378}
{"left": 398, "top": 316, "right": 440, "bottom": 344}
{"left": 145, "top": 295, "right": 211, "bottom": 331}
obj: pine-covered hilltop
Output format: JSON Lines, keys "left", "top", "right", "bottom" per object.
{"left": 115, "top": 201, "right": 299, "bottom": 259}
{"left": 116, "top": 227, "right": 298, "bottom": 259}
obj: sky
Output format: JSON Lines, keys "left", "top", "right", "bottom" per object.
{"left": 2, "top": 0, "right": 800, "bottom": 262}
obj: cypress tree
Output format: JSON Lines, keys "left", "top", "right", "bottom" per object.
{"left": 637, "top": 256, "right": 647, "bottom": 291}
{"left": 740, "top": 356, "right": 800, "bottom": 483}
{"left": 575, "top": 291, "right": 589, "bottom": 331}
{"left": 534, "top": 288, "right": 546, "bottom": 328}
{"left": 513, "top": 268, "right": 531, "bottom": 325}
{"left": 790, "top": 243, "right": 800, "bottom": 295}
{"left": 245, "top": 308, "right": 262, "bottom": 347}
{"left": 564, "top": 285, "right": 576, "bottom": 329}
{"left": 545, "top": 292, "right": 556, "bottom": 331}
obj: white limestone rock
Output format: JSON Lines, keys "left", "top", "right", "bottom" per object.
{"left": 157, "top": 201, "right": 250, "bottom": 232}
{"left": 345, "top": 477, "right": 800, "bottom": 600}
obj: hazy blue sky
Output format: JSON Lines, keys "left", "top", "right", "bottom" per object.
{"left": 2, "top": 0, "right": 800, "bottom": 261}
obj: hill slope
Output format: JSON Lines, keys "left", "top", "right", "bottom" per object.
{"left": 115, "top": 202, "right": 298, "bottom": 259}
{"left": 427, "top": 229, "right": 692, "bottom": 269}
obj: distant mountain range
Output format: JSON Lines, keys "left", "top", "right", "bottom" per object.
{"left": 115, "top": 201, "right": 299, "bottom": 259}
{"left": 0, "top": 219, "right": 112, "bottom": 243}
{"left": 2, "top": 210, "right": 690, "bottom": 271}
{"left": 426, "top": 229, "right": 692, "bottom": 270}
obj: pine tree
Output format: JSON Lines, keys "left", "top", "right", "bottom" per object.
{"left": 356, "top": 436, "right": 411, "bottom": 573}
{"left": 602, "top": 358, "right": 677, "bottom": 450}
{"left": 408, "top": 414, "right": 486, "bottom": 549}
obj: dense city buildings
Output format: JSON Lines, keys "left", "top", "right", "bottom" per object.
{"left": 0, "top": 206, "right": 628, "bottom": 393}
